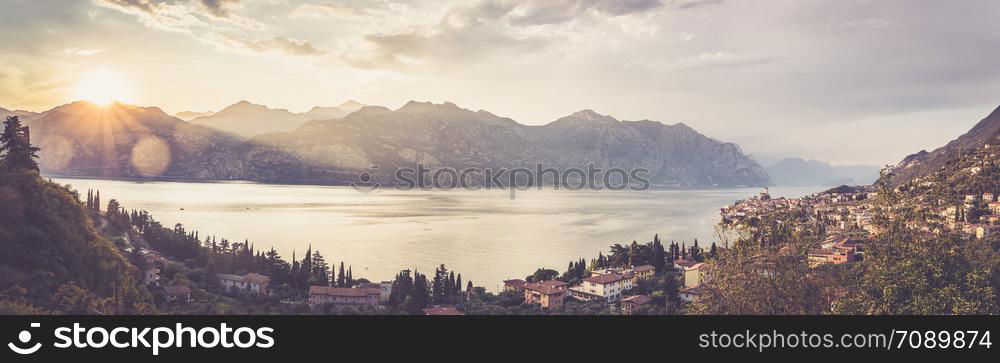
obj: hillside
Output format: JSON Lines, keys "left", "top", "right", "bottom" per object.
{"left": 0, "top": 168, "right": 148, "bottom": 313}
{"left": 892, "top": 104, "right": 1000, "bottom": 183}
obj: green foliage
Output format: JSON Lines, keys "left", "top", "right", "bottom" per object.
{"left": 833, "top": 176, "right": 999, "bottom": 314}
{"left": 0, "top": 170, "right": 148, "bottom": 314}
{"left": 0, "top": 116, "right": 40, "bottom": 171}
{"left": 525, "top": 268, "right": 559, "bottom": 282}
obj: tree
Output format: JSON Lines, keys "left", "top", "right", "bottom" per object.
{"left": 651, "top": 234, "right": 666, "bottom": 272}
{"left": 337, "top": 262, "right": 346, "bottom": 287}
{"left": 403, "top": 271, "right": 431, "bottom": 314}
{"left": 388, "top": 270, "right": 413, "bottom": 308}
{"left": 0, "top": 116, "right": 40, "bottom": 171}
{"left": 311, "top": 250, "right": 329, "bottom": 286}
{"left": 432, "top": 264, "right": 449, "bottom": 303}
{"left": 833, "top": 171, "right": 998, "bottom": 314}
{"left": 526, "top": 268, "right": 559, "bottom": 282}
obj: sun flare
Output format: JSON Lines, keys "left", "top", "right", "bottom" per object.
{"left": 74, "top": 69, "right": 130, "bottom": 105}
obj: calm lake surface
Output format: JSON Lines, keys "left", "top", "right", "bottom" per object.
{"left": 50, "top": 177, "right": 821, "bottom": 291}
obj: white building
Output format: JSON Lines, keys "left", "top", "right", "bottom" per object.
{"left": 217, "top": 273, "right": 271, "bottom": 296}
{"left": 569, "top": 273, "right": 633, "bottom": 302}
{"left": 674, "top": 259, "right": 706, "bottom": 289}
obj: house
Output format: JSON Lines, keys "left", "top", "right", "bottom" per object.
{"left": 977, "top": 225, "right": 1000, "bottom": 239}
{"left": 808, "top": 236, "right": 861, "bottom": 267}
{"left": 358, "top": 281, "right": 394, "bottom": 303}
{"left": 422, "top": 306, "right": 464, "bottom": 315}
{"left": 308, "top": 286, "right": 381, "bottom": 309}
{"left": 620, "top": 295, "right": 653, "bottom": 315}
{"left": 162, "top": 285, "right": 192, "bottom": 304}
{"left": 679, "top": 286, "right": 703, "bottom": 303}
{"left": 674, "top": 259, "right": 706, "bottom": 288}
{"left": 989, "top": 202, "right": 1000, "bottom": 214}
{"left": 523, "top": 280, "right": 568, "bottom": 308}
{"left": 632, "top": 265, "right": 656, "bottom": 279}
{"left": 216, "top": 273, "right": 271, "bottom": 296}
{"left": 139, "top": 249, "right": 166, "bottom": 287}
{"left": 143, "top": 266, "right": 161, "bottom": 287}
{"left": 503, "top": 279, "right": 526, "bottom": 292}
{"left": 569, "top": 273, "right": 633, "bottom": 303}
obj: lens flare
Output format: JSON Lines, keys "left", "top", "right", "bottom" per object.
{"left": 130, "top": 136, "right": 171, "bottom": 176}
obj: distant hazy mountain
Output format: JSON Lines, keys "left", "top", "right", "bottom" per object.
{"left": 766, "top": 158, "right": 880, "bottom": 186}
{"left": 246, "top": 101, "right": 771, "bottom": 187}
{"left": 336, "top": 100, "right": 365, "bottom": 114}
{"left": 0, "top": 106, "right": 39, "bottom": 122}
{"left": 189, "top": 100, "right": 364, "bottom": 138}
{"left": 174, "top": 110, "right": 214, "bottom": 121}
{"left": 892, "top": 104, "right": 1000, "bottom": 183}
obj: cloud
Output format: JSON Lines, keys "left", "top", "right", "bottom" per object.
{"left": 673, "top": 52, "right": 775, "bottom": 69}
{"left": 349, "top": 0, "right": 695, "bottom": 69}
{"left": 666, "top": 0, "right": 723, "bottom": 10}
{"left": 94, "top": 0, "right": 263, "bottom": 32}
{"left": 212, "top": 34, "right": 326, "bottom": 56}
{"left": 64, "top": 48, "right": 105, "bottom": 56}
{"left": 455, "top": 0, "right": 666, "bottom": 27}
{"left": 199, "top": 0, "right": 240, "bottom": 18}
{"left": 290, "top": 2, "right": 362, "bottom": 19}
{"left": 94, "top": 0, "right": 206, "bottom": 32}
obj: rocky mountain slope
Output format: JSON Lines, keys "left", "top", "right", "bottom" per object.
{"left": 247, "top": 101, "right": 771, "bottom": 187}
{"left": 21, "top": 100, "right": 770, "bottom": 187}
{"left": 891, "top": 104, "right": 1000, "bottom": 183}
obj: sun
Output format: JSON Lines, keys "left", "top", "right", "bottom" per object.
{"left": 74, "top": 69, "right": 130, "bottom": 105}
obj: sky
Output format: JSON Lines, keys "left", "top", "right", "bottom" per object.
{"left": 1, "top": 0, "right": 999, "bottom": 166}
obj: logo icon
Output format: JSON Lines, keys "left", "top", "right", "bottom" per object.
{"left": 8, "top": 323, "right": 42, "bottom": 355}
{"left": 350, "top": 165, "right": 381, "bottom": 193}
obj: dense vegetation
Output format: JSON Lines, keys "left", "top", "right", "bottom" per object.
{"left": 695, "top": 164, "right": 1000, "bottom": 315}
{"left": 0, "top": 116, "right": 151, "bottom": 314}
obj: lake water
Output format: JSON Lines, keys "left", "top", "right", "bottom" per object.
{"left": 50, "top": 177, "right": 820, "bottom": 291}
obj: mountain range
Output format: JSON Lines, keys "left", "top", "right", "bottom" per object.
{"left": 185, "top": 100, "right": 366, "bottom": 138}
{"left": 766, "top": 158, "right": 880, "bottom": 186}
{"left": 10, "top": 100, "right": 771, "bottom": 187}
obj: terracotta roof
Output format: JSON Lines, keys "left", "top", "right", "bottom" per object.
{"left": 422, "top": 306, "right": 464, "bottom": 315}
{"left": 524, "top": 281, "right": 566, "bottom": 295}
{"left": 583, "top": 273, "right": 624, "bottom": 285}
{"left": 504, "top": 279, "right": 526, "bottom": 287}
{"left": 674, "top": 259, "right": 699, "bottom": 268}
{"left": 622, "top": 295, "right": 653, "bottom": 305}
{"left": 309, "top": 286, "right": 380, "bottom": 297}
{"left": 633, "top": 265, "right": 655, "bottom": 273}
{"left": 244, "top": 273, "right": 271, "bottom": 285}
{"left": 540, "top": 280, "right": 567, "bottom": 288}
